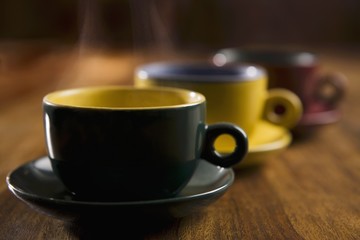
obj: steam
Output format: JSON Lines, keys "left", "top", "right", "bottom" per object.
{"left": 77, "top": 0, "right": 107, "bottom": 54}
{"left": 130, "top": 0, "right": 176, "bottom": 58}
{"left": 57, "top": 0, "right": 179, "bottom": 88}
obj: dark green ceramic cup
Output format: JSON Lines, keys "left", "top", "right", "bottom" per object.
{"left": 43, "top": 86, "right": 248, "bottom": 201}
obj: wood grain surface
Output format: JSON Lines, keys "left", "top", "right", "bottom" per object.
{"left": 0, "top": 44, "right": 359, "bottom": 239}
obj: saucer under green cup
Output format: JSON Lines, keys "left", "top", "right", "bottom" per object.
{"left": 43, "top": 86, "right": 248, "bottom": 201}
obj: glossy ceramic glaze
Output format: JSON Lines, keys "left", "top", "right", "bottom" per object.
{"left": 6, "top": 156, "right": 234, "bottom": 222}
{"left": 135, "top": 62, "right": 302, "bottom": 143}
{"left": 43, "top": 86, "right": 247, "bottom": 200}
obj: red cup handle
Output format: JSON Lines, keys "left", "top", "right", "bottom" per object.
{"left": 315, "top": 72, "right": 347, "bottom": 107}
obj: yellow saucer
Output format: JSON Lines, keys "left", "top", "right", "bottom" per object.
{"left": 218, "top": 120, "right": 292, "bottom": 168}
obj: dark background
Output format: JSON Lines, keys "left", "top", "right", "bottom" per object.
{"left": 1, "top": 0, "right": 360, "bottom": 51}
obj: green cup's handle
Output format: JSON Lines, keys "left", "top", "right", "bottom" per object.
{"left": 201, "top": 123, "right": 248, "bottom": 168}
{"left": 263, "top": 89, "right": 303, "bottom": 129}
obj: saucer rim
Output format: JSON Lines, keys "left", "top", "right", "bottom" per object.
{"left": 299, "top": 109, "right": 340, "bottom": 126}
{"left": 247, "top": 120, "right": 291, "bottom": 154}
{"left": 6, "top": 156, "right": 234, "bottom": 206}
{"left": 249, "top": 132, "right": 291, "bottom": 153}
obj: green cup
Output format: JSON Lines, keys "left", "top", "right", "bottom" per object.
{"left": 43, "top": 86, "right": 248, "bottom": 201}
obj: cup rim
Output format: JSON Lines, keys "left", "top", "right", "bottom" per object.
{"left": 136, "top": 61, "right": 265, "bottom": 82}
{"left": 214, "top": 48, "right": 317, "bottom": 67}
{"left": 43, "top": 85, "right": 206, "bottom": 110}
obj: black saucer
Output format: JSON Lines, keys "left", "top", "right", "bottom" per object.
{"left": 7, "top": 156, "right": 234, "bottom": 222}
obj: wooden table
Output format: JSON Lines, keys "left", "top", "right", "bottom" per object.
{"left": 0, "top": 44, "right": 359, "bottom": 239}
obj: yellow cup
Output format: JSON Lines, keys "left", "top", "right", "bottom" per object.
{"left": 135, "top": 62, "right": 302, "bottom": 152}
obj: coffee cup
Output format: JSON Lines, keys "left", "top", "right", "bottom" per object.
{"left": 213, "top": 48, "right": 347, "bottom": 117}
{"left": 135, "top": 62, "right": 302, "bottom": 152}
{"left": 43, "top": 86, "right": 248, "bottom": 200}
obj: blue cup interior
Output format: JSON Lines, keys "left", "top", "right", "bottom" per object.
{"left": 137, "top": 62, "right": 265, "bottom": 82}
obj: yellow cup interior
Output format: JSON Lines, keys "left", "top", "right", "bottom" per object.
{"left": 44, "top": 86, "right": 205, "bottom": 109}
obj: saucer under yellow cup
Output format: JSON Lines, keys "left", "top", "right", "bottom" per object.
{"left": 212, "top": 121, "right": 291, "bottom": 168}
{"left": 232, "top": 120, "right": 291, "bottom": 167}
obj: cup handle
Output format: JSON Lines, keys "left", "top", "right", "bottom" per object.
{"left": 201, "top": 123, "right": 248, "bottom": 168}
{"left": 314, "top": 72, "right": 347, "bottom": 107}
{"left": 263, "top": 89, "right": 303, "bottom": 129}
